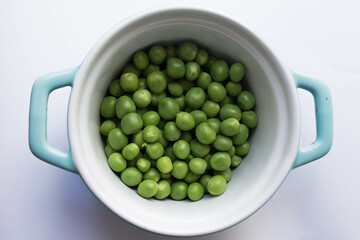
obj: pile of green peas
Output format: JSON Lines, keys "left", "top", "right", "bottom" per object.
{"left": 99, "top": 41, "right": 258, "bottom": 201}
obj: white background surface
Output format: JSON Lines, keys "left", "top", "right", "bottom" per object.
{"left": 1, "top": 0, "right": 360, "bottom": 239}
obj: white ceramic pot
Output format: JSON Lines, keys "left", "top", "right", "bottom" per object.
{"left": 29, "top": 6, "right": 333, "bottom": 237}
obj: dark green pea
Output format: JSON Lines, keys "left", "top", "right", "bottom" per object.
{"left": 231, "top": 155, "right": 243, "bottom": 168}
{"left": 120, "top": 73, "right": 139, "bottom": 92}
{"left": 187, "top": 182, "right": 204, "bottom": 201}
{"left": 227, "top": 145, "right": 236, "bottom": 157}
{"left": 179, "top": 131, "right": 193, "bottom": 143}
{"left": 122, "top": 63, "right": 141, "bottom": 77}
{"left": 166, "top": 57, "right": 185, "bottom": 79}
{"left": 196, "top": 122, "right": 216, "bottom": 144}
{"left": 120, "top": 167, "right": 142, "bottom": 187}
{"left": 185, "top": 87, "right": 206, "bottom": 109}
{"left": 120, "top": 112, "right": 143, "bottom": 135}
{"left": 158, "top": 130, "right": 169, "bottom": 148}
{"left": 195, "top": 49, "right": 209, "bottom": 66}
{"left": 176, "top": 41, "right": 198, "bottom": 62}
{"left": 109, "top": 80, "right": 123, "bottom": 97}
{"left": 201, "top": 100, "right": 220, "bottom": 118}
{"left": 166, "top": 46, "right": 176, "bottom": 60}
{"left": 132, "top": 89, "right": 151, "bottom": 108}
{"left": 179, "top": 79, "right": 195, "bottom": 92}
{"left": 154, "top": 180, "right": 171, "bottom": 199}
{"left": 232, "top": 124, "right": 249, "bottom": 145}
{"left": 143, "top": 63, "right": 160, "bottom": 77}
{"left": 164, "top": 145, "right": 176, "bottom": 161}
{"left": 147, "top": 71, "right": 167, "bottom": 94}
{"left": 150, "top": 92, "right": 166, "bottom": 108}
{"left": 190, "top": 139, "right": 210, "bottom": 158}
{"left": 173, "top": 95, "right": 185, "bottom": 110}
{"left": 184, "top": 106, "right": 193, "bottom": 113}
{"left": 220, "top": 118, "right": 240, "bottom": 136}
{"left": 105, "top": 144, "right": 117, "bottom": 158}
{"left": 122, "top": 143, "right": 140, "bottom": 160}
{"left": 241, "top": 110, "right": 258, "bottom": 128}
{"left": 210, "top": 152, "right": 231, "bottom": 171}
{"left": 235, "top": 141, "right": 250, "bottom": 156}
{"left": 142, "top": 111, "right": 160, "bottom": 126}
{"left": 108, "top": 153, "right": 127, "bottom": 172}
{"left": 158, "top": 97, "right": 179, "bottom": 120}
{"left": 175, "top": 112, "right": 195, "bottom": 131}
{"left": 156, "top": 156, "right": 173, "bottom": 173}
{"left": 116, "top": 95, "right": 136, "bottom": 119}
{"left": 143, "top": 167, "right": 160, "bottom": 182}
{"left": 213, "top": 135, "right": 233, "bottom": 151}
{"left": 199, "top": 174, "right": 212, "bottom": 193}
{"left": 126, "top": 159, "right": 137, "bottom": 168}
{"left": 132, "top": 131, "right": 145, "bottom": 149}
{"left": 100, "top": 96, "right": 117, "bottom": 118}
{"left": 173, "top": 140, "right": 190, "bottom": 160}
{"left": 108, "top": 128, "right": 128, "bottom": 151}
{"left": 148, "top": 45, "right": 167, "bottom": 65}
{"left": 237, "top": 91, "right": 255, "bottom": 110}
{"left": 205, "top": 55, "right": 217, "bottom": 70}
{"left": 207, "top": 175, "right": 226, "bottom": 196}
{"left": 214, "top": 168, "right": 232, "bottom": 183}
{"left": 160, "top": 172, "right": 172, "bottom": 180}
{"left": 210, "top": 60, "right": 229, "bottom": 82}
{"left": 208, "top": 82, "right": 226, "bottom": 102}
{"left": 146, "top": 142, "right": 164, "bottom": 160}
{"left": 163, "top": 121, "right": 181, "bottom": 141}
{"left": 196, "top": 72, "right": 212, "bottom": 90}
{"left": 137, "top": 180, "right": 158, "bottom": 198}
{"left": 158, "top": 119, "right": 167, "bottom": 130}
{"left": 220, "top": 104, "right": 242, "bottom": 121}
{"left": 190, "top": 110, "right": 208, "bottom": 127}
{"left": 185, "top": 62, "right": 200, "bottom": 81}
{"left": 171, "top": 161, "right": 188, "bottom": 179}
{"left": 189, "top": 158, "right": 207, "bottom": 175}
{"left": 138, "top": 78, "right": 147, "bottom": 89}
{"left": 100, "top": 120, "right": 116, "bottom": 136}
{"left": 207, "top": 118, "right": 221, "bottom": 134}
{"left": 142, "top": 125, "right": 160, "bottom": 143}
{"left": 136, "top": 157, "right": 151, "bottom": 173}
{"left": 168, "top": 82, "right": 183, "bottom": 97}
{"left": 184, "top": 171, "right": 201, "bottom": 184}
{"left": 133, "top": 51, "right": 149, "bottom": 70}
{"left": 170, "top": 181, "right": 188, "bottom": 200}
{"left": 226, "top": 81, "right": 242, "bottom": 97}
{"left": 203, "top": 154, "right": 213, "bottom": 170}
{"left": 229, "top": 63, "right": 245, "bottom": 82}
{"left": 220, "top": 95, "right": 235, "bottom": 106}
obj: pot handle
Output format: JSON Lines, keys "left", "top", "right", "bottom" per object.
{"left": 292, "top": 72, "right": 333, "bottom": 168}
{"left": 29, "top": 68, "right": 78, "bottom": 173}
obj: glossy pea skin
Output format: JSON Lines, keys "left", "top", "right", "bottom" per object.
{"left": 167, "top": 57, "right": 185, "bottom": 79}
{"left": 100, "top": 120, "right": 116, "bottom": 136}
{"left": 164, "top": 145, "right": 176, "bottom": 161}
{"left": 213, "top": 135, "right": 233, "bottom": 151}
{"left": 179, "top": 131, "right": 193, "bottom": 143}
{"left": 168, "top": 82, "right": 183, "bottom": 97}
{"left": 108, "top": 153, "right": 127, "bottom": 172}
{"left": 220, "top": 118, "right": 240, "bottom": 137}
{"left": 105, "top": 144, "right": 116, "bottom": 158}
{"left": 150, "top": 92, "right": 166, "bottom": 108}
{"left": 237, "top": 91, "right": 255, "bottom": 110}
{"left": 156, "top": 156, "right": 173, "bottom": 174}
{"left": 214, "top": 168, "right": 232, "bottom": 182}
{"left": 148, "top": 45, "right": 167, "bottom": 65}
{"left": 232, "top": 124, "right": 249, "bottom": 145}
{"left": 142, "top": 125, "right": 160, "bottom": 143}
{"left": 210, "top": 60, "right": 229, "bottom": 82}
{"left": 220, "top": 104, "right": 242, "bottom": 121}
{"left": 136, "top": 158, "right": 151, "bottom": 173}
{"left": 173, "top": 140, "right": 190, "bottom": 160}
{"left": 171, "top": 161, "right": 189, "bottom": 179}
{"left": 201, "top": 100, "right": 220, "bottom": 118}
{"left": 166, "top": 46, "right": 176, "bottom": 60}
{"left": 184, "top": 171, "right": 201, "bottom": 184}
{"left": 185, "top": 87, "right": 206, "bottom": 109}
{"left": 121, "top": 112, "right": 143, "bottom": 135}
{"left": 207, "top": 118, "right": 221, "bottom": 134}
{"left": 195, "top": 49, "right": 209, "bottom": 66}
{"left": 231, "top": 155, "right": 243, "bottom": 168}
{"left": 109, "top": 80, "right": 123, "bottom": 97}
{"left": 158, "top": 130, "right": 169, "bottom": 148}
{"left": 229, "top": 63, "right": 245, "bottom": 82}
{"left": 208, "top": 82, "right": 227, "bottom": 103}
{"left": 199, "top": 174, "right": 212, "bottom": 193}
{"left": 146, "top": 142, "right": 164, "bottom": 160}
{"left": 116, "top": 95, "right": 136, "bottom": 119}
{"left": 101, "top": 96, "right": 117, "bottom": 118}
{"left": 174, "top": 95, "right": 185, "bottom": 110}
{"left": 147, "top": 71, "right": 167, "bottom": 94}
{"left": 241, "top": 111, "right": 258, "bottom": 128}
{"left": 235, "top": 141, "right": 250, "bottom": 156}
{"left": 176, "top": 41, "right": 198, "bottom": 62}
{"left": 142, "top": 111, "right": 160, "bottom": 126}
{"left": 137, "top": 180, "right": 158, "bottom": 198}
{"left": 196, "top": 72, "right": 212, "bottom": 90}
{"left": 207, "top": 175, "right": 227, "bottom": 196}
{"left": 120, "top": 73, "right": 139, "bottom": 92}
{"left": 175, "top": 112, "right": 195, "bottom": 131}
{"left": 154, "top": 180, "right": 171, "bottom": 199}
{"left": 210, "top": 152, "right": 231, "bottom": 171}
{"left": 143, "top": 63, "right": 160, "bottom": 77}
{"left": 122, "top": 143, "right": 140, "bottom": 161}
{"left": 170, "top": 181, "right": 188, "bottom": 200}
{"left": 196, "top": 122, "right": 216, "bottom": 144}
{"left": 158, "top": 97, "right": 180, "bottom": 120}
{"left": 190, "top": 139, "right": 210, "bottom": 158}
{"left": 185, "top": 62, "right": 200, "bottom": 81}
{"left": 143, "top": 168, "right": 161, "bottom": 182}
{"left": 187, "top": 182, "right": 205, "bottom": 201}
{"left": 132, "top": 89, "right": 151, "bottom": 108}
{"left": 226, "top": 82, "right": 242, "bottom": 97}
{"left": 189, "top": 158, "right": 207, "bottom": 175}
{"left": 108, "top": 128, "right": 128, "bottom": 151}
{"left": 121, "top": 167, "right": 143, "bottom": 187}
{"left": 133, "top": 51, "right": 149, "bottom": 70}
{"left": 190, "top": 110, "right": 208, "bottom": 128}
{"left": 122, "top": 63, "right": 141, "bottom": 77}
{"left": 163, "top": 121, "right": 181, "bottom": 141}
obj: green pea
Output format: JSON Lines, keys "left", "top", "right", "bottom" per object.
{"left": 196, "top": 72, "right": 212, "bottom": 90}
{"left": 203, "top": 154, "right": 213, "bottom": 170}
{"left": 171, "top": 160, "right": 188, "bottom": 179}
{"left": 158, "top": 119, "right": 167, "bottom": 130}
{"left": 214, "top": 168, "right": 232, "bottom": 182}
{"left": 184, "top": 106, "right": 193, "bottom": 113}
{"left": 210, "top": 152, "right": 231, "bottom": 171}
{"left": 220, "top": 95, "right": 235, "bottom": 107}
{"left": 187, "top": 182, "right": 204, "bottom": 201}
{"left": 190, "top": 110, "right": 208, "bottom": 128}
{"left": 229, "top": 63, "right": 245, "bottom": 82}
{"left": 150, "top": 92, "right": 166, "bottom": 108}
{"left": 142, "top": 111, "right": 160, "bottom": 126}
{"left": 170, "top": 181, "right": 188, "bottom": 200}
{"left": 195, "top": 49, "right": 209, "bottom": 66}
{"left": 185, "top": 62, "right": 200, "bottom": 81}
{"left": 132, "top": 89, "right": 151, "bottom": 108}
{"left": 120, "top": 112, "right": 143, "bottom": 135}
{"left": 122, "top": 63, "right": 141, "bottom": 77}
{"left": 148, "top": 45, "right": 167, "bottom": 65}
{"left": 143, "top": 167, "right": 161, "bottom": 182}
{"left": 100, "top": 120, "right": 116, "bottom": 136}
{"left": 167, "top": 57, "right": 185, "bottom": 79}
{"left": 120, "top": 73, "right": 139, "bottom": 92}
{"left": 220, "top": 104, "right": 242, "bottom": 121}
{"left": 210, "top": 60, "right": 229, "bottom": 82}
{"left": 164, "top": 145, "right": 176, "bottom": 161}
{"left": 100, "top": 96, "right": 117, "bottom": 118}
{"left": 163, "top": 121, "right": 181, "bottom": 141}
{"left": 196, "top": 122, "right": 216, "bottom": 144}
{"left": 179, "top": 131, "right": 193, "bottom": 143}
{"left": 205, "top": 55, "right": 217, "bottom": 71}
{"left": 207, "top": 175, "right": 226, "bottom": 196}
{"left": 235, "top": 141, "right": 250, "bottom": 156}
{"left": 190, "top": 139, "right": 210, "bottom": 158}
{"left": 146, "top": 71, "right": 167, "bottom": 94}
{"left": 133, "top": 51, "right": 149, "bottom": 70}
{"left": 208, "top": 82, "right": 226, "bottom": 102}
{"left": 141, "top": 125, "right": 159, "bottom": 143}
{"left": 173, "top": 140, "right": 190, "bottom": 160}
{"left": 199, "top": 174, "right": 212, "bottom": 193}
{"left": 189, "top": 158, "right": 207, "bottom": 175}
{"left": 179, "top": 79, "right": 195, "bottom": 92}
{"left": 241, "top": 110, "right": 258, "bottom": 128}
{"left": 232, "top": 124, "right": 249, "bottom": 145}
{"left": 184, "top": 171, "right": 201, "bottom": 184}
{"left": 168, "top": 82, "right": 183, "bottom": 97}
{"left": 213, "top": 135, "right": 233, "bottom": 151}
{"left": 201, "top": 100, "right": 220, "bottom": 118}
{"left": 154, "top": 180, "right": 171, "bottom": 199}
{"left": 231, "top": 155, "right": 243, "bottom": 168}
{"left": 136, "top": 157, "right": 151, "bottom": 173}
{"left": 220, "top": 118, "right": 240, "bottom": 136}
{"left": 227, "top": 145, "right": 236, "bottom": 157}
{"left": 237, "top": 91, "right": 255, "bottom": 110}
{"left": 158, "top": 130, "right": 169, "bottom": 148}
{"left": 122, "top": 143, "right": 140, "bottom": 160}
{"left": 175, "top": 112, "right": 195, "bottom": 131}
{"left": 108, "top": 128, "right": 128, "bottom": 151}
{"left": 137, "top": 180, "right": 158, "bottom": 198}
{"left": 207, "top": 118, "right": 221, "bottom": 134}
{"left": 156, "top": 156, "right": 173, "bottom": 174}
{"left": 143, "top": 63, "right": 160, "bottom": 77}
{"left": 116, "top": 95, "right": 136, "bottom": 119}
{"left": 185, "top": 87, "right": 206, "bottom": 109}
{"left": 146, "top": 142, "right": 164, "bottom": 160}
{"left": 173, "top": 95, "right": 185, "bottom": 110}
{"left": 105, "top": 144, "right": 117, "bottom": 158}
{"left": 108, "top": 153, "right": 127, "bottom": 172}
{"left": 138, "top": 78, "right": 147, "bottom": 89}
{"left": 108, "top": 80, "right": 123, "bottom": 97}
{"left": 132, "top": 131, "right": 145, "bottom": 149}
{"left": 121, "top": 167, "right": 142, "bottom": 187}
{"left": 226, "top": 82, "right": 242, "bottom": 97}
{"left": 160, "top": 172, "right": 172, "bottom": 180}
{"left": 176, "top": 41, "right": 198, "bottom": 62}
{"left": 158, "top": 97, "right": 179, "bottom": 120}
{"left": 166, "top": 46, "right": 176, "bottom": 60}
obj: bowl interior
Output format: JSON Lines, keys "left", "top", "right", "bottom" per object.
{"left": 69, "top": 7, "right": 300, "bottom": 236}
